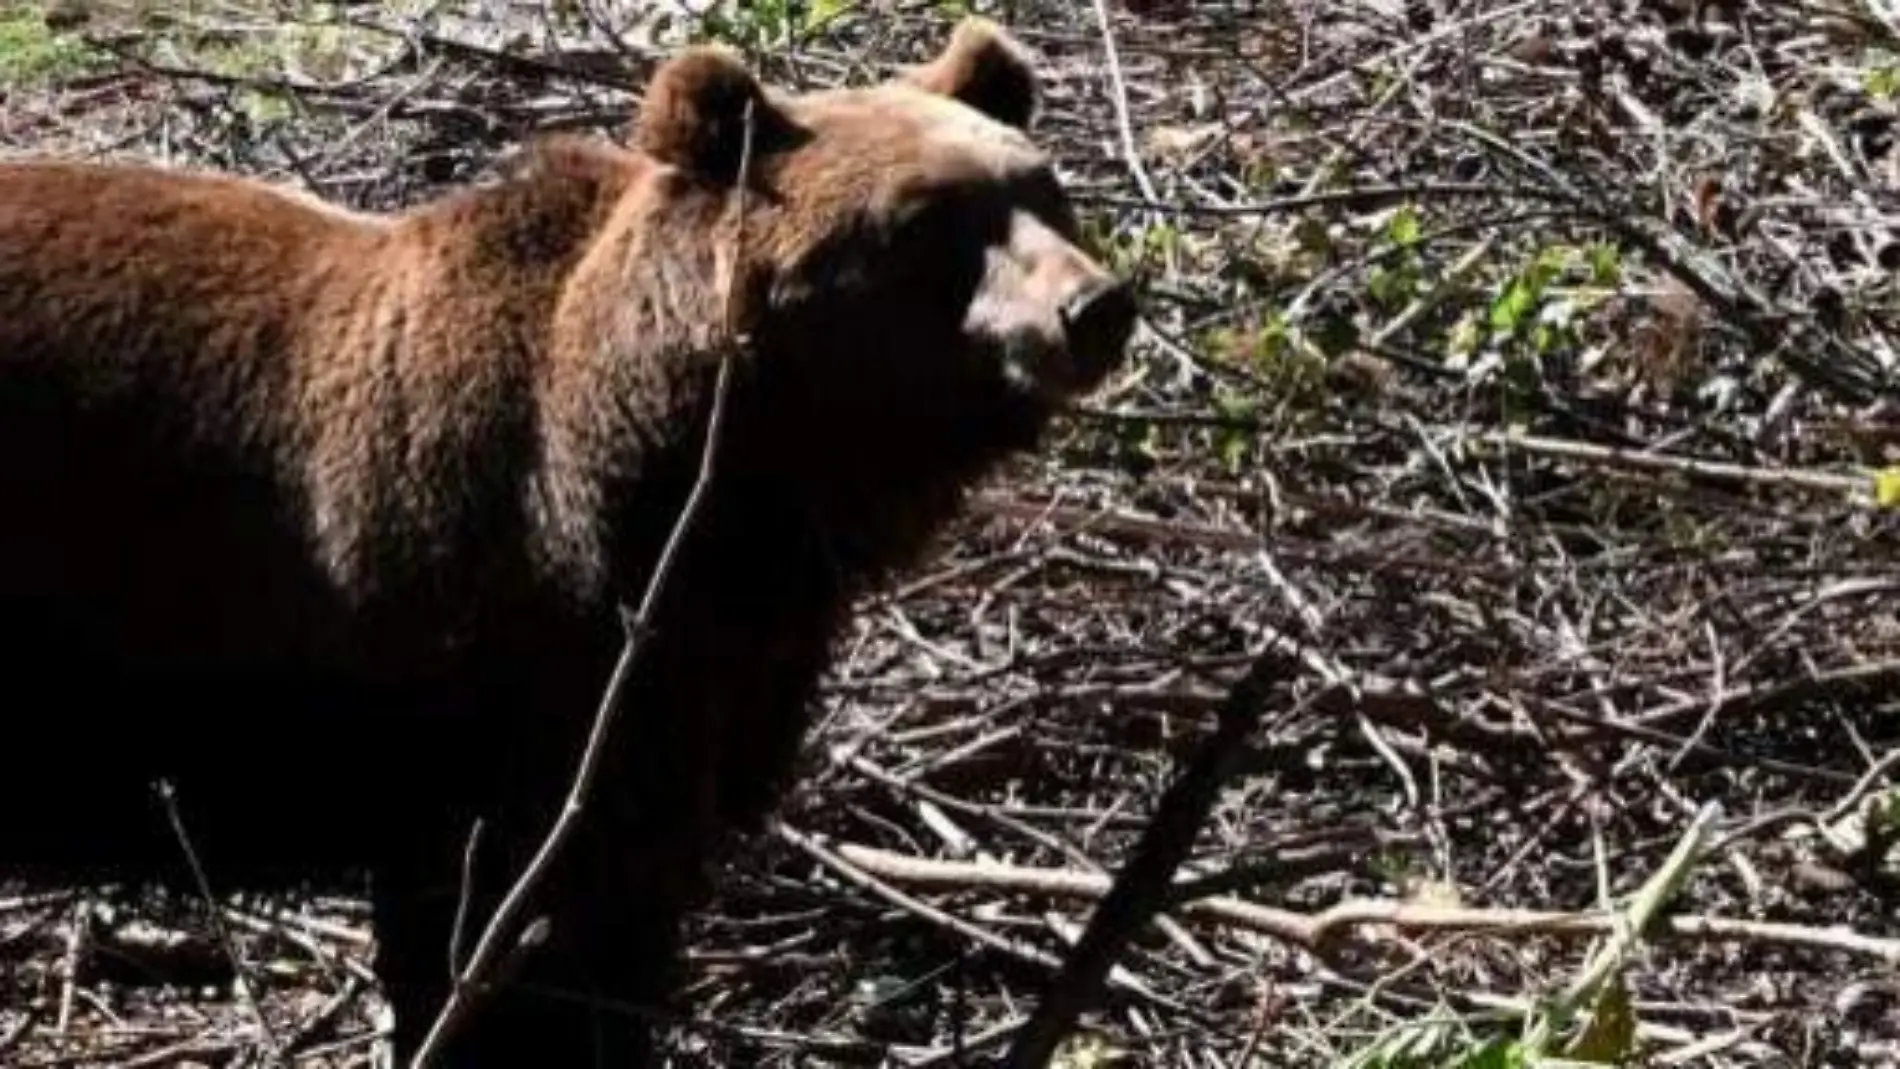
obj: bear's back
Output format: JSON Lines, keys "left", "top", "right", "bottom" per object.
{"left": 0, "top": 162, "right": 377, "bottom": 669}
{"left": 0, "top": 144, "right": 640, "bottom": 680}
{"left": 0, "top": 158, "right": 391, "bottom": 470}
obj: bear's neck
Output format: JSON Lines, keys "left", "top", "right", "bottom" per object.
{"left": 303, "top": 138, "right": 643, "bottom": 635}
{"left": 533, "top": 343, "right": 1041, "bottom": 622}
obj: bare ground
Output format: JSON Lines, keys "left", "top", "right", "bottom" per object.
{"left": 3, "top": 1, "right": 1900, "bottom": 1066}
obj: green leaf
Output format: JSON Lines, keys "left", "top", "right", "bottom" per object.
{"left": 1490, "top": 278, "right": 1537, "bottom": 333}
{"left": 1368, "top": 264, "right": 1413, "bottom": 309}
{"left": 1527, "top": 245, "right": 1569, "bottom": 291}
{"left": 1253, "top": 310, "right": 1293, "bottom": 367}
{"left": 235, "top": 88, "right": 293, "bottom": 125}
{"left": 1446, "top": 309, "right": 1485, "bottom": 360}
{"left": 1875, "top": 467, "right": 1900, "bottom": 508}
{"left": 1200, "top": 325, "right": 1243, "bottom": 366}
{"left": 1872, "top": 788, "right": 1900, "bottom": 833}
{"left": 1564, "top": 972, "right": 1638, "bottom": 1064}
{"left": 1587, "top": 242, "right": 1623, "bottom": 285}
{"left": 1145, "top": 222, "right": 1181, "bottom": 260}
{"left": 805, "top": 0, "right": 854, "bottom": 30}
{"left": 1453, "top": 1036, "right": 1529, "bottom": 1069}
{"left": 1388, "top": 203, "right": 1423, "bottom": 248}
{"left": 1213, "top": 385, "right": 1260, "bottom": 423}
{"left": 1217, "top": 428, "right": 1250, "bottom": 474}
{"left": 1868, "top": 65, "right": 1900, "bottom": 100}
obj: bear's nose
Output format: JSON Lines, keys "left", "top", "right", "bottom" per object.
{"left": 1060, "top": 276, "right": 1138, "bottom": 379}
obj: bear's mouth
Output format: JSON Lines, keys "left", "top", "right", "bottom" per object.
{"left": 995, "top": 328, "right": 1127, "bottom": 406}
{"left": 1058, "top": 275, "right": 1140, "bottom": 387}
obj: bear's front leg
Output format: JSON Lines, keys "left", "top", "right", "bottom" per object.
{"left": 370, "top": 793, "right": 703, "bottom": 1067}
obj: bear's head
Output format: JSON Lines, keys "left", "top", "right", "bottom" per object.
{"left": 626, "top": 17, "right": 1136, "bottom": 563}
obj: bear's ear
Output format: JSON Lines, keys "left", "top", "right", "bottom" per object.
{"left": 903, "top": 16, "right": 1039, "bottom": 130}
{"left": 637, "top": 45, "right": 773, "bottom": 182}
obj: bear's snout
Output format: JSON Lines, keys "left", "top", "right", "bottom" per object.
{"left": 967, "top": 208, "right": 1138, "bottom": 400}
{"left": 1060, "top": 274, "right": 1137, "bottom": 382}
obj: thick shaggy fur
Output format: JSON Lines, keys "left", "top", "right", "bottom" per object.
{"left": 0, "top": 17, "right": 1133, "bottom": 1066}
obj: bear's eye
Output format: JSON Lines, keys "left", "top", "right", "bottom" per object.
{"left": 1008, "top": 169, "right": 1074, "bottom": 232}
{"left": 889, "top": 195, "right": 965, "bottom": 243}
{"left": 896, "top": 189, "right": 1015, "bottom": 255}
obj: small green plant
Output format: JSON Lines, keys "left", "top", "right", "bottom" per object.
{"left": 1386, "top": 204, "right": 1423, "bottom": 247}
{"left": 1141, "top": 219, "right": 1184, "bottom": 271}
{"left": 1482, "top": 242, "right": 1621, "bottom": 347}
{"left": 0, "top": 11, "right": 111, "bottom": 86}
{"left": 1584, "top": 241, "right": 1622, "bottom": 286}
{"left": 1340, "top": 808, "right": 1712, "bottom": 1069}
{"left": 692, "top": 0, "right": 855, "bottom": 49}
{"left": 1367, "top": 847, "right": 1417, "bottom": 889}
{"left": 1874, "top": 788, "right": 1900, "bottom": 832}
{"left": 1087, "top": 218, "right": 1186, "bottom": 280}
{"left": 1210, "top": 385, "right": 1260, "bottom": 474}
{"left": 1457, "top": 240, "right": 1626, "bottom": 427}
{"left": 1367, "top": 204, "right": 1428, "bottom": 311}
{"left": 1487, "top": 246, "right": 1565, "bottom": 337}
{"left": 1863, "top": 47, "right": 1900, "bottom": 98}
{"left": 1205, "top": 309, "right": 1330, "bottom": 414}
{"left": 1345, "top": 1015, "right": 1521, "bottom": 1069}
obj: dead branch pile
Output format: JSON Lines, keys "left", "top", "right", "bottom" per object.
{"left": 3, "top": 1, "right": 1898, "bottom": 1066}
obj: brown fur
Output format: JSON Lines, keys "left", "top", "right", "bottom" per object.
{"left": 0, "top": 17, "right": 1132, "bottom": 1067}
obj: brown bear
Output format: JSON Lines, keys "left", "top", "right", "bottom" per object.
{"left": 0, "top": 16, "right": 1134, "bottom": 1067}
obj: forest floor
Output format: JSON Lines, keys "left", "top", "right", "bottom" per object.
{"left": 3, "top": 1, "right": 1900, "bottom": 1066}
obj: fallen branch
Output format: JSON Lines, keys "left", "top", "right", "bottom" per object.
{"left": 774, "top": 821, "right": 1179, "bottom": 1012}
{"left": 1482, "top": 429, "right": 1877, "bottom": 501}
{"left": 836, "top": 840, "right": 1900, "bottom": 967}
